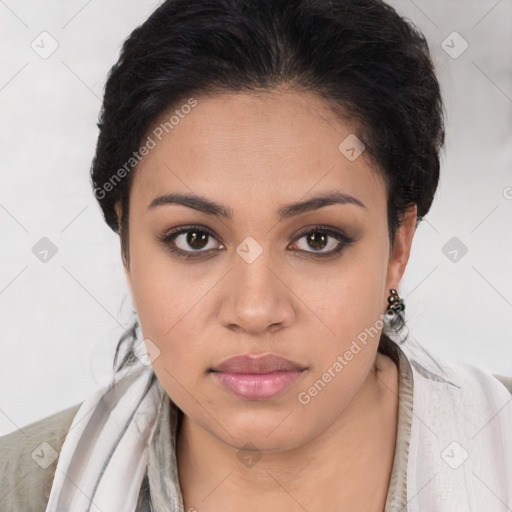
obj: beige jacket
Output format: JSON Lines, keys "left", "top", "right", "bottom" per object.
{"left": 0, "top": 402, "right": 82, "bottom": 512}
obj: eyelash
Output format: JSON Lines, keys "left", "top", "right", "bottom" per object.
{"left": 158, "top": 224, "right": 354, "bottom": 260}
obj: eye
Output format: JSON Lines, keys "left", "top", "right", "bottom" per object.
{"left": 158, "top": 224, "right": 353, "bottom": 260}
{"left": 158, "top": 225, "right": 223, "bottom": 259}
{"left": 289, "top": 226, "right": 353, "bottom": 256}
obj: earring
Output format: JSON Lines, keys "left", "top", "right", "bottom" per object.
{"left": 386, "top": 288, "right": 405, "bottom": 313}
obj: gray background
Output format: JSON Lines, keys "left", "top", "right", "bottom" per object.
{"left": 1, "top": 0, "right": 511, "bottom": 435}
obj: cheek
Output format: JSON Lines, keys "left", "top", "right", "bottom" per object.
{"left": 126, "top": 237, "right": 175, "bottom": 334}
{"left": 319, "top": 234, "right": 389, "bottom": 348}
{"left": 130, "top": 257, "right": 212, "bottom": 411}
{"left": 128, "top": 224, "right": 192, "bottom": 332}
{"left": 127, "top": 232, "right": 219, "bottom": 385}
{"left": 294, "top": 240, "right": 389, "bottom": 422}
{"left": 130, "top": 264, "right": 209, "bottom": 361}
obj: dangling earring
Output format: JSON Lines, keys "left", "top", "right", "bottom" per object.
{"left": 386, "top": 288, "right": 405, "bottom": 313}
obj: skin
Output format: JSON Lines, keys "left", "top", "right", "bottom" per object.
{"left": 117, "top": 88, "right": 417, "bottom": 511}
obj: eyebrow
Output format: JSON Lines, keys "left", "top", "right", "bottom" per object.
{"left": 147, "top": 191, "right": 366, "bottom": 221}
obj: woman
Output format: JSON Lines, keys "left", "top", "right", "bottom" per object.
{"left": 1, "top": 0, "right": 511, "bottom": 511}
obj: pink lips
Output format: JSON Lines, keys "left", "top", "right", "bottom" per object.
{"left": 211, "top": 354, "right": 306, "bottom": 400}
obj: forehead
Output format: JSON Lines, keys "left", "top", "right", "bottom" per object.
{"left": 130, "top": 90, "right": 386, "bottom": 215}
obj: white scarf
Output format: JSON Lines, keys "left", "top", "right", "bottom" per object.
{"left": 400, "top": 340, "right": 512, "bottom": 511}
{"left": 45, "top": 340, "right": 512, "bottom": 512}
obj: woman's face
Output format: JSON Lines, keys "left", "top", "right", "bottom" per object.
{"left": 120, "top": 89, "right": 415, "bottom": 452}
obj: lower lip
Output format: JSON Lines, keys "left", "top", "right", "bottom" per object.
{"left": 212, "top": 370, "right": 304, "bottom": 400}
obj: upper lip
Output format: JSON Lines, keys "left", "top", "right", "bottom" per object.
{"left": 211, "top": 353, "right": 306, "bottom": 374}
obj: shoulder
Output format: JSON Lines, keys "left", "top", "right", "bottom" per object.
{"left": 400, "top": 340, "right": 512, "bottom": 395}
{"left": 0, "top": 402, "right": 82, "bottom": 512}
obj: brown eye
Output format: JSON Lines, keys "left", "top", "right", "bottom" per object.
{"left": 184, "top": 230, "right": 210, "bottom": 250}
{"left": 305, "top": 231, "right": 328, "bottom": 251}
{"left": 167, "top": 228, "right": 220, "bottom": 252}
{"left": 159, "top": 225, "right": 224, "bottom": 258}
{"left": 290, "top": 227, "right": 353, "bottom": 256}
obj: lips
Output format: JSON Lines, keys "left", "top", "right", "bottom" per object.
{"left": 211, "top": 353, "right": 305, "bottom": 374}
{"left": 210, "top": 353, "right": 306, "bottom": 400}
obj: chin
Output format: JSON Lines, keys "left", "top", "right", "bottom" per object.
{"left": 207, "top": 408, "right": 313, "bottom": 452}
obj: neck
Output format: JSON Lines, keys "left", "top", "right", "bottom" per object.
{"left": 176, "top": 352, "right": 399, "bottom": 512}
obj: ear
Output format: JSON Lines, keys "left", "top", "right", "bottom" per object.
{"left": 385, "top": 204, "right": 417, "bottom": 296}
{"left": 114, "top": 201, "right": 130, "bottom": 274}
{"left": 114, "top": 201, "right": 136, "bottom": 311}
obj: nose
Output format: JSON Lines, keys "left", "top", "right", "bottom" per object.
{"left": 217, "top": 250, "right": 296, "bottom": 336}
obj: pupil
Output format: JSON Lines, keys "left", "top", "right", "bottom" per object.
{"left": 308, "top": 231, "right": 327, "bottom": 251}
{"left": 187, "top": 231, "right": 208, "bottom": 250}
